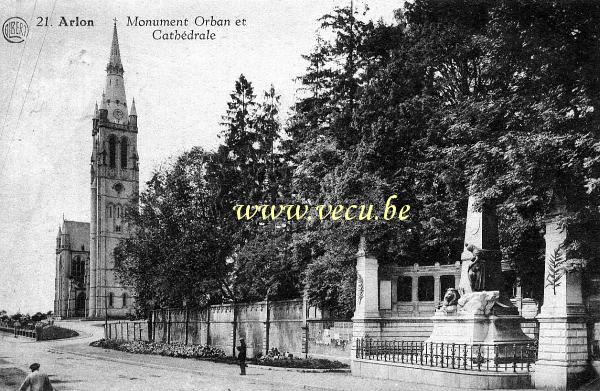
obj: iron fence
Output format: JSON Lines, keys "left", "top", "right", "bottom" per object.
{"left": 105, "top": 321, "right": 148, "bottom": 341}
{"left": 355, "top": 338, "right": 537, "bottom": 373}
{"left": 0, "top": 323, "right": 37, "bottom": 339}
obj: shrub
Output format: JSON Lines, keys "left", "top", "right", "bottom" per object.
{"left": 37, "top": 325, "right": 78, "bottom": 340}
{"left": 90, "top": 339, "right": 226, "bottom": 359}
{"left": 256, "top": 355, "right": 347, "bottom": 369}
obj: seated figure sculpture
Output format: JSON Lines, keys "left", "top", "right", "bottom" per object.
{"left": 466, "top": 243, "right": 486, "bottom": 291}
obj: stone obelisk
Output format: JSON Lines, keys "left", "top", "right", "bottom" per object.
{"left": 458, "top": 195, "right": 504, "bottom": 295}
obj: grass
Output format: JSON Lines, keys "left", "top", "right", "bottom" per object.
{"left": 0, "top": 367, "right": 27, "bottom": 389}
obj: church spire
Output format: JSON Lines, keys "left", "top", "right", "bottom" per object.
{"left": 130, "top": 98, "right": 137, "bottom": 116}
{"left": 107, "top": 21, "right": 123, "bottom": 75}
{"left": 103, "top": 21, "right": 128, "bottom": 124}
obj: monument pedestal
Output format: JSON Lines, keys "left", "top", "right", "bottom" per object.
{"left": 534, "top": 213, "right": 591, "bottom": 391}
{"left": 352, "top": 238, "right": 381, "bottom": 358}
{"left": 426, "top": 311, "right": 532, "bottom": 346}
{"left": 426, "top": 291, "right": 531, "bottom": 347}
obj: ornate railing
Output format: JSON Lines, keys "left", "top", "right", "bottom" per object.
{"left": 355, "top": 338, "right": 537, "bottom": 373}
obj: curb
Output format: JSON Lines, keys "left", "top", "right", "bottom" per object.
{"left": 247, "top": 364, "right": 350, "bottom": 373}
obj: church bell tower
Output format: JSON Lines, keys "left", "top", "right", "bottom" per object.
{"left": 89, "top": 22, "right": 139, "bottom": 318}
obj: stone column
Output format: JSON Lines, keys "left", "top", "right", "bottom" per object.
{"left": 458, "top": 194, "right": 503, "bottom": 295}
{"left": 262, "top": 299, "right": 270, "bottom": 355}
{"left": 411, "top": 274, "right": 419, "bottom": 316}
{"left": 534, "top": 212, "right": 590, "bottom": 390}
{"left": 434, "top": 273, "right": 441, "bottom": 304}
{"left": 352, "top": 236, "right": 381, "bottom": 361}
{"left": 301, "top": 290, "right": 309, "bottom": 358}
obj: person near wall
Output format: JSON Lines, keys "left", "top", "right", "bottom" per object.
{"left": 19, "top": 363, "right": 54, "bottom": 391}
{"left": 237, "top": 338, "right": 247, "bottom": 375}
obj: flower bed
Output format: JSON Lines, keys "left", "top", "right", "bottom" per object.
{"left": 90, "top": 339, "right": 225, "bottom": 359}
{"left": 255, "top": 347, "right": 348, "bottom": 369}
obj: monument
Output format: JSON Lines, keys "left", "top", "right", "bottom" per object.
{"left": 534, "top": 205, "right": 591, "bottom": 390}
{"left": 426, "top": 194, "right": 531, "bottom": 346}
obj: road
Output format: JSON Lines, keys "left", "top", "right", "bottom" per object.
{"left": 0, "top": 321, "right": 408, "bottom": 391}
{"left": 2, "top": 321, "right": 597, "bottom": 391}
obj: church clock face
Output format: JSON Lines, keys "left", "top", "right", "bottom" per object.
{"left": 113, "top": 109, "right": 124, "bottom": 120}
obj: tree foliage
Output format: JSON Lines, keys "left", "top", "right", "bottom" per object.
{"left": 116, "top": 1, "right": 600, "bottom": 317}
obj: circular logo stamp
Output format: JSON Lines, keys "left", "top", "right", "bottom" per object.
{"left": 3, "top": 17, "right": 29, "bottom": 43}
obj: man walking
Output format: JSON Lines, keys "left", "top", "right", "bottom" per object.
{"left": 237, "top": 338, "right": 247, "bottom": 375}
{"left": 19, "top": 363, "right": 54, "bottom": 391}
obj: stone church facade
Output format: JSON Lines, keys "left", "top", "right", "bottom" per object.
{"left": 54, "top": 24, "right": 138, "bottom": 319}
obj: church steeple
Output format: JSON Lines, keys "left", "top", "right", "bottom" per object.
{"left": 88, "top": 18, "right": 139, "bottom": 320}
{"left": 103, "top": 22, "right": 128, "bottom": 125}
{"left": 107, "top": 21, "right": 123, "bottom": 75}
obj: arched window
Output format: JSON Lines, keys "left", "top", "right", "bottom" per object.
{"left": 71, "top": 256, "right": 84, "bottom": 278}
{"left": 108, "top": 135, "right": 117, "bottom": 168}
{"left": 116, "top": 205, "right": 121, "bottom": 218}
{"left": 108, "top": 292, "right": 114, "bottom": 307}
{"left": 107, "top": 205, "right": 113, "bottom": 218}
{"left": 122, "top": 293, "right": 127, "bottom": 307}
{"left": 120, "top": 137, "right": 128, "bottom": 168}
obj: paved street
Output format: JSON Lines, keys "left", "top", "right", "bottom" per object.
{"left": 1, "top": 321, "right": 598, "bottom": 391}
{"left": 0, "top": 321, "right": 443, "bottom": 391}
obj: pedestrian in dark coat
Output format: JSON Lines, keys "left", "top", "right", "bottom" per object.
{"left": 237, "top": 338, "right": 247, "bottom": 375}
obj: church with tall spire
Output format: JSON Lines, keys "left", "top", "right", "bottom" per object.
{"left": 54, "top": 22, "right": 139, "bottom": 318}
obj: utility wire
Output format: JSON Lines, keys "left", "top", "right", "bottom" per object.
{"left": 0, "top": 0, "right": 58, "bottom": 178}
{"left": 0, "top": 0, "right": 39, "bottom": 145}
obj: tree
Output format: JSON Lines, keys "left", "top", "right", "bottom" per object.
{"left": 114, "top": 148, "right": 235, "bottom": 312}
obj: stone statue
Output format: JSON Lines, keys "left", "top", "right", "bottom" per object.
{"left": 457, "top": 291, "right": 499, "bottom": 316}
{"left": 440, "top": 288, "right": 460, "bottom": 313}
{"left": 464, "top": 243, "right": 501, "bottom": 292}
{"left": 466, "top": 244, "right": 486, "bottom": 291}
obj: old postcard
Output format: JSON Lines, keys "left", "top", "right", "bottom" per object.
{"left": 1, "top": 1, "right": 600, "bottom": 390}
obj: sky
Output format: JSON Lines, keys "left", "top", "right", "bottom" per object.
{"left": 0, "top": 0, "right": 401, "bottom": 314}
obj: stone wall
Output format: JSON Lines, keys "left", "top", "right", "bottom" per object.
{"left": 105, "top": 299, "right": 542, "bottom": 368}
{"left": 106, "top": 299, "right": 352, "bottom": 361}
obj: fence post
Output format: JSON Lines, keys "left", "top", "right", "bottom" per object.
{"left": 167, "top": 309, "right": 171, "bottom": 344}
{"left": 206, "top": 307, "right": 211, "bottom": 346}
{"left": 185, "top": 308, "right": 189, "bottom": 345}
{"left": 231, "top": 303, "right": 237, "bottom": 357}
{"left": 147, "top": 310, "right": 153, "bottom": 342}
{"left": 301, "top": 324, "right": 309, "bottom": 358}
{"left": 263, "top": 298, "right": 271, "bottom": 355}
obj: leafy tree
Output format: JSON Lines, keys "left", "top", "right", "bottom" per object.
{"left": 115, "top": 148, "right": 235, "bottom": 312}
